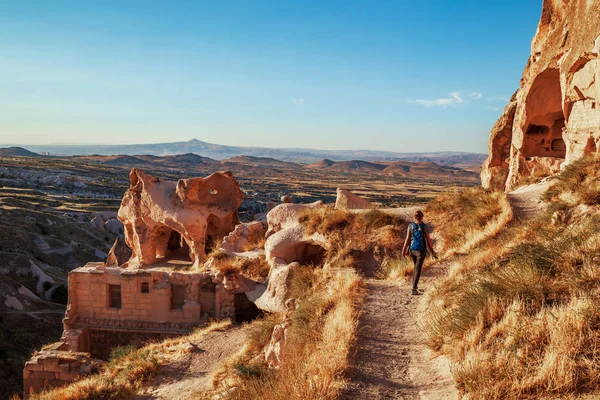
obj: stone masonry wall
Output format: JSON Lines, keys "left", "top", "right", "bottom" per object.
{"left": 23, "top": 349, "right": 101, "bottom": 398}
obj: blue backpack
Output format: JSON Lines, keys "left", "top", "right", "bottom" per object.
{"left": 409, "top": 222, "right": 426, "bottom": 251}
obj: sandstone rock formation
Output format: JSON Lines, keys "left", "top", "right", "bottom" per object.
{"left": 265, "top": 201, "right": 324, "bottom": 238}
{"left": 334, "top": 187, "right": 373, "bottom": 210}
{"left": 482, "top": 0, "right": 600, "bottom": 191}
{"left": 264, "top": 298, "right": 296, "bottom": 368}
{"left": 256, "top": 201, "right": 329, "bottom": 312}
{"left": 106, "top": 236, "right": 132, "bottom": 267}
{"left": 220, "top": 221, "right": 266, "bottom": 253}
{"left": 254, "top": 261, "right": 298, "bottom": 313}
{"left": 118, "top": 169, "right": 243, "bottom": 268}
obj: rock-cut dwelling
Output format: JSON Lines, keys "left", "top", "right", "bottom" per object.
{"left": 23, "top": 169, "right": 265, "bottom": 397}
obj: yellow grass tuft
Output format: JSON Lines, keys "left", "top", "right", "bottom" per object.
{"left": 210, "top": 268, "right": 364, "bottom": 400}
{"left": 30, "top": 321, "right": 231, "bottom": 400}
{"left": 423, "top": 156, "right": 600, "bottom": 399}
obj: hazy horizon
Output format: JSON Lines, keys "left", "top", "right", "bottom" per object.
{"left": 1, "top": 1, "right": 542, "bottom": 153}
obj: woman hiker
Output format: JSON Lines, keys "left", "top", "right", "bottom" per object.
{"left": 402, "top": 210, "right": 437, "bottom": 295}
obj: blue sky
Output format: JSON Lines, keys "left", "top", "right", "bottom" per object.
{"left": 0, "top": 1, "right": 542, "bottom": 153}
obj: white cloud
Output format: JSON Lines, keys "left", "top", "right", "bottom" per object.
{"left": 292, "top": 98, "right": 305, "bottom": 105}
{"left": 450, "top": 92, "right": 463, "bottom": 103}
{"left": 408, "top": 91, "right": 487, "bottom": 108}
{"left": 409, "top": 98, "right": 455, "bottom": 108}
{"left": 487, "top": 106, "right": 501, "bottom": 111}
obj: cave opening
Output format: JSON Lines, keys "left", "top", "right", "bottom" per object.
{"left": 522, "top": 68, "right": 566, "bottom": 160}
{"left": 296, "top": 242, "right": 327, "bottom": 266}
{"left": 155, "top": 227, "right": 192, "bottom": 263}
{"left": 234, "top": 293, "right": 263, "bottom": 323}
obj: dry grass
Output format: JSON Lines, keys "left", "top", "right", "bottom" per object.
{"left": 30, "top": 321, "right": 231, "bottom": 400}
{"left": 423, "top": 156, "right": 600, "bottom": 399}
{"left": 299, "top": 208, "right": 406, "bottom": 261}
{"left": 380, "top": 256, "right": 438, "bottom": 281}
{"left": 208, "top": 250, "right": 271, "bottom": 281}
{"left": 426, "top": 187, "right": 512, "bottom": 255}
{"left": 241, "top": 235, "right": 267, "bottom": 252}
{"left": 210, "top": 268, "right": 363, "bottom": 400}
{"left": 543, "top": 155, "right": 600, "bottom": 207}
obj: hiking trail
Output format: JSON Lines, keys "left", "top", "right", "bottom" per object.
{"left": 507, "top": 180, "right": 552, "bottom": 220}
{"left": 135, "top": 325, "right": 248, "bottom": 400}
{"left": 341, "top": 261, "right": 458, "bottom": 400}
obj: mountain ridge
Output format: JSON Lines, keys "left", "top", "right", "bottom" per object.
{"left": 11, "top": 139, "right": 487, "bottom": 166}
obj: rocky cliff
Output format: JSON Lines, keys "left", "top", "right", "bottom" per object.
{"left": 482, "top": 0, "right": 600, "bottom": 191}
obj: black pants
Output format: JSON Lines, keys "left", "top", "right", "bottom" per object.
{"left": 411, "top": 250, "right": 426, "bottom": 290}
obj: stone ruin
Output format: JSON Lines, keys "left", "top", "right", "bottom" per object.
{"left": 119, "top": 168, "right": 244, "bottom": 268}
{"left": 482, "top": 0, "right": 600, "bottom": 191}
{"left": 23, "top": 169, "right": 383, "bottom": 396}
{"left": 23, "top": 169, "right": 261, "bottom": 397}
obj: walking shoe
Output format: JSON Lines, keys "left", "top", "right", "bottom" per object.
{"left": 411, "top": 289, "right": 419, "bottom": 295}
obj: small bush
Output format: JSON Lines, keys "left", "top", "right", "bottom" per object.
{"left": 109, "top": 345, "right": 137, "bottom": 363}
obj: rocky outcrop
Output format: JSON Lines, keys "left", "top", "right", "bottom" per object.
{"left": 118, "top": 169, "right": 244, "bottom": 268}
{"left": 89, "top": 211, "right": 124, "bottom": 237}
{"left": 482, "top": 0, "right": 600, "bottom": 191}
{"left": 254, "top": 261, "right": 298, "bottom": 313}
{"left": 220, "top": 221, "right": 266, "bottom": 253}
{"left": 264, "top": 298, "right": 296, "bottom": 368}
{"left": 105, "top": 236, "right": 132, "bottom": 267}
{"left": 334, "top": 187, "right": 373, "bottom": 210}
{"left": 265, "top": 201, "right": 324, "bottom": 238}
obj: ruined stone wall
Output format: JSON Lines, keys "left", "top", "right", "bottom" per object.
{"left": 59, "top": 262, "right": 259, "bottom": 356}
{"left": 23, "top": 349, "right": 101, "bottom": 398}
{"left": 482, "top": 0, "right": 600, "bottom": 191}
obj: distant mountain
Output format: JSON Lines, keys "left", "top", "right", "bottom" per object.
{"left": 307, "top": 158, "right": 478, "bottom": 179}
{"left": 0, "top": 146, "right": 40, "bottom": 157}
{"left": 221, "top": 155, "right": 300, "bottom": 168}
{"left": 383, "top": 161, "right": 478, "bottom": 178}
{"left": 16, "top": 139, "right": 487, "bottom": 167}
{"left": 306, "top": 159, "right": 387, "bottom": 172}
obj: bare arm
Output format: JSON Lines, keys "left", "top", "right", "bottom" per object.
{"left": 425, "top": 231, "right": 437, "bottom": 258}
{"left": 402, "top": 230, "right": 410, "bottom": 257}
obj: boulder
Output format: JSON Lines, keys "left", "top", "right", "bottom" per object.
{"left": 220, "top": 221, "right": 266, "bottom": 253}
{"left": 118, "top": 169, "right": 243, "bottom": 268}
{"left": 334, "top": 187, "right": 373, "bottom": 210}
{"left": 254, "top": 261, "right": 298, "bottom": 313}
{"left": 89, "top": 216, "right": 105, "bottom": 231}
{"left": 265, "top": 224, "right": 327, "bottom": 266}
{"left": 483, "top": 0, "right": 600, "bottom": 191}
{"left": 265, "top": 201, "right": 325, "bottom": 238}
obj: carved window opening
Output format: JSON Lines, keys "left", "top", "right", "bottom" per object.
{"left": 140, "top": 282, "right": 150, "bottom": 293}
{"left": 526, "top": 124, "right": 549, "bottom": 135}
{"left": 108, "top": 285, "right": 121, "bottom": 309}
{"left": 171, "top": 284, "right": 186, "bottom": 310}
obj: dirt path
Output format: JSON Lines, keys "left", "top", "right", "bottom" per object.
{"left": 508, "top": 180, "right": 552, "bottom": 220}
{"left": 341, "top": 262, "right": 458, "bottom": 400}
{"left": 136, "top": 325, "right": 248, "bottom": 400}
